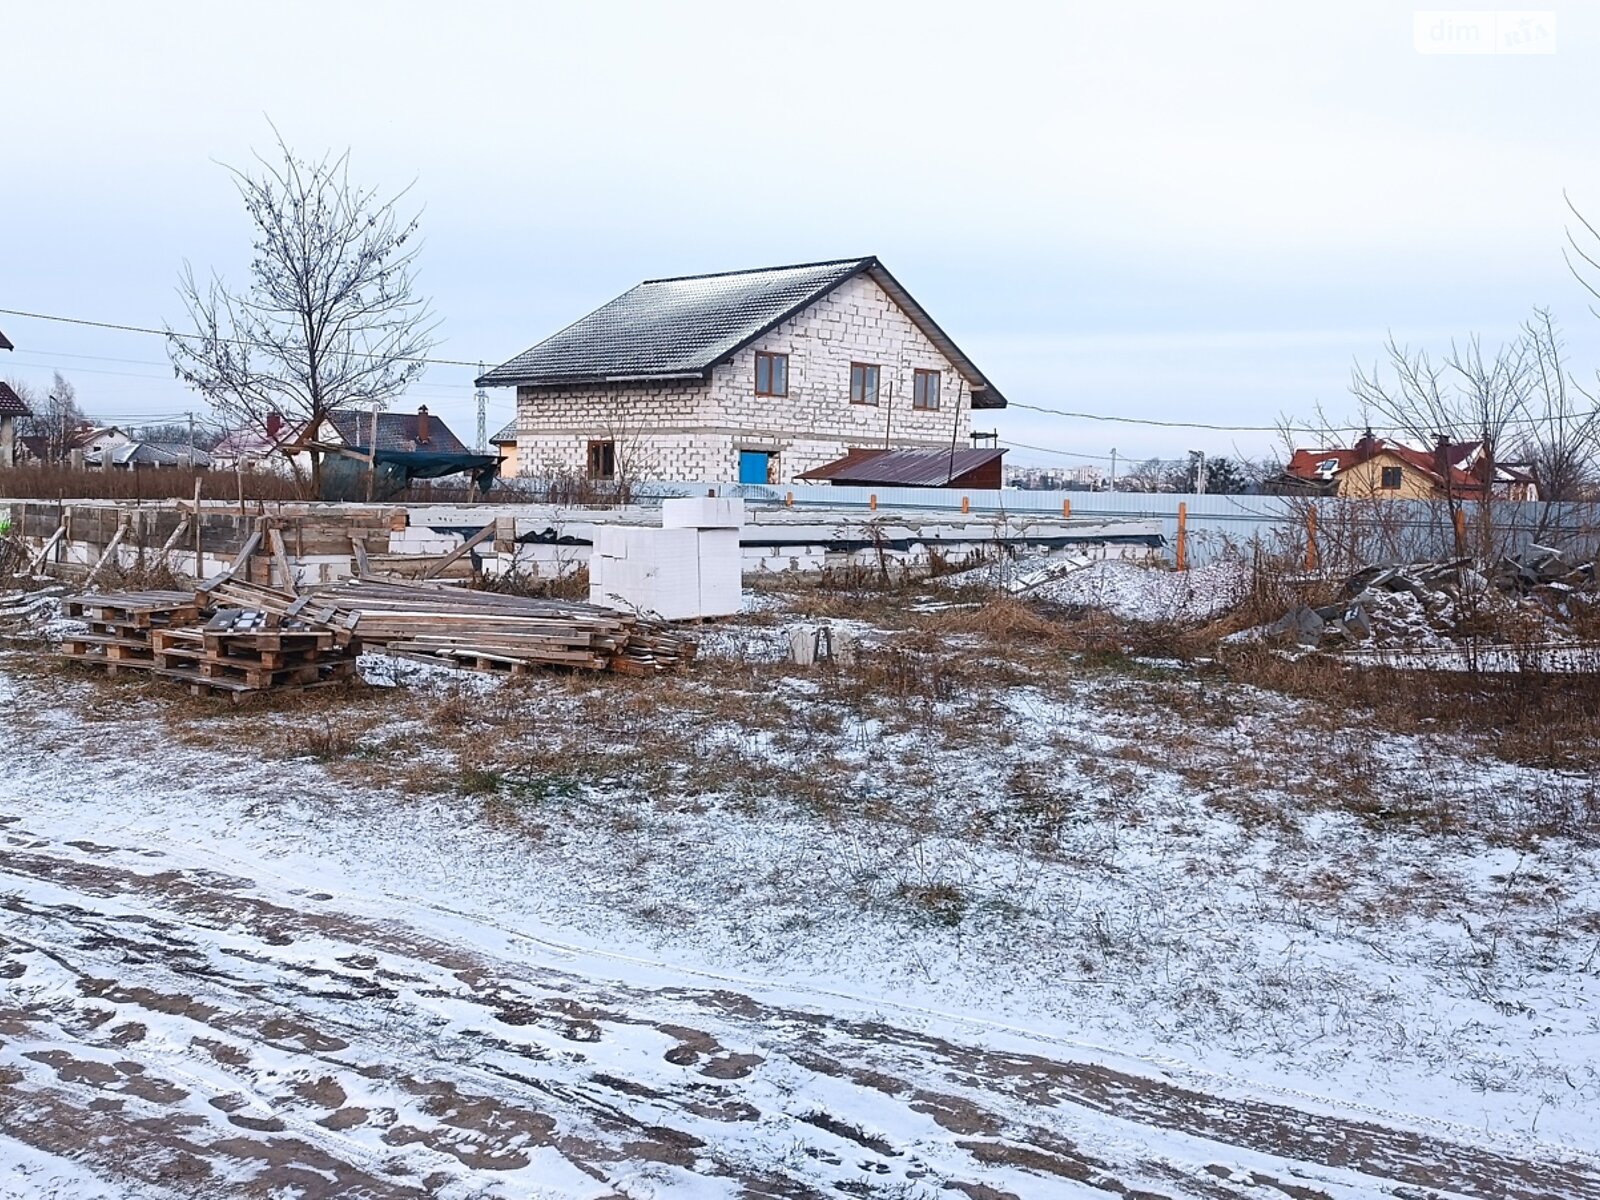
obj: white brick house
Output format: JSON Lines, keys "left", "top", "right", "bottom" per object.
{"left": 476, "top": 257, "right": 1007, "bottom": 485}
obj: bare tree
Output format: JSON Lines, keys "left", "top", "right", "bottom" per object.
{"left": 14, "top": 372, "right": 89, "bottom": 461}
{"left": 1513, "top": 308, "right": 1600, "bottom": 506}
{"left": 1119, "top": 457, "right": 1167, "bottom": 492}
{"left": 1350, "top": 333, "right": 1530, "bottom": 556}
{"left": 167, "top": 131, "right": 437, "bottom": 496}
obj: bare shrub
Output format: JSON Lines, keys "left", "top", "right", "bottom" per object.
{"left": 474, "top": 564, "right": 589, "bottom": 603}
{"left": 0, "top": 464, "right": 302, "bottom": 502}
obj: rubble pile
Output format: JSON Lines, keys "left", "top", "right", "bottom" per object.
{"left": 1261, "top": 546, "right": 1597, "bottom": 651}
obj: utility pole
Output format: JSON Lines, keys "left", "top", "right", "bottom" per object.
{"left": 187, "top": 411, "right": 196, "bottom": 463}
{"left": 1189, "top": 449, "right": 1206, "bottom": 495}
{"left": 475, "top": 362, "right": 488, "bottom": 452}
{"left": 1109, "top": 448, "right": 1117, "bottom": 492}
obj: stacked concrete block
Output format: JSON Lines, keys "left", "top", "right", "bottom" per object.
{"left": 589, "top": 526, "right": 703, "bottom": 621}
{"left": 660, "top": 497, "right": 743, "bottom": 529}
{"left": 588, "top": 499, "right": 745, "bottom": 621}
{"left": 663, "top": 498, "right": 744, "bottom": 619}
{"left": 695, "top": 528, "right": 743, "bottom": 616}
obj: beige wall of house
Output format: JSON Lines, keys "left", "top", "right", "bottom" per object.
{"left": 1335, "top": 453, "right": 1441, "bottom": 500}
{"left": 493, "top": 439, "right": 520, "bottom": 479}
{"left": 512, "top": 274, "right": 977, "bottom": 483}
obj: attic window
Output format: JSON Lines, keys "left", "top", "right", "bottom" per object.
{"left": 913, "top": 369, "right": 941, "bottom": 411}
{"left": 1315, "top": 458, "right": 1340, "bottom": 475}
{"left": 849, "top": 363, "right": 880, "bottom": 405}
{"left": 1381, "top": 466, "right": 1403, "bottom": 489}
{"left": 755, "top": 352, "right": 788, "bottom": 397}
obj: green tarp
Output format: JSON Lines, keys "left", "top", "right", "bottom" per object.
{"left": 318, "top": 450, "right": 501, "bottom": 501}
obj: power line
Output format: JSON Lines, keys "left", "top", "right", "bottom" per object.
{"left": 0, "top": 306, "right": 485, "bottom": 368}
{"left": 10, "top": 301, "right": 1595, "bottom": 440}
{"left": 997, "top": 438, "right": 1174, "bottom": 464}
{"left": 1008, "top": 397, "right": 1600, "bottom": 438}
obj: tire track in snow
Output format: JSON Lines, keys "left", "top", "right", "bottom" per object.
{"left": 5, "top": 839, "right": 1600, "bottom": 1199}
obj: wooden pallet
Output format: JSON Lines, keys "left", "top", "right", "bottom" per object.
{"left": 152, "top": 607, "right": 357, "bottom": 690}
{"left": 58, "top": 635, "right": 157, "bottom": 675}
{"left": 64, "top": 591, "right": 201, "bottom": 629}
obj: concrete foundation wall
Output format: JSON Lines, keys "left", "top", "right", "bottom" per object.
{"left": 4, "top": 497, "right": 1162, "bottom": 588}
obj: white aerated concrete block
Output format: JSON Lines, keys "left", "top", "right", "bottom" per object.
{"left": 593, "top": 524, "right": 637, "bottom": 559}
{"left": 697, "top": 528, "right": 743, "bottom": 618}
{"left": 662, "top": 497, "right": 745, "bottom": 530}
{"left": 589, "top": 527, "right": 703, "bottom": 620}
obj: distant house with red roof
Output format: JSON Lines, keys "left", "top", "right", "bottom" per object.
{"left": 1280, "top": 432, "right": 1538, "bottom": 501}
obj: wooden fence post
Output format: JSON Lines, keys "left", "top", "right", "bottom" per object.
{"left": 785, "top": 491, "right": 794, "bottom": 507}
{"left": 961, "top": 496, "right": 970, "bottom": 514}
{"left": 869, "top": 494, "right": 877, "bottom": 511}
{"left": 1304, "top": 507, "right": 1319, "bottom": 572}
{"left": 1453, "top": 507, "right": 1467, "bottom": 556}
{"left": 1176, "top": 501, "right": 1188, "bottom": 571}
{"left": 193, "top": 478, "right": 203, "bottom": 576}
{"left": 1062, "top": 498, "right": 1071, "bottom": 519}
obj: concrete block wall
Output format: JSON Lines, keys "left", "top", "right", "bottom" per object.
{"left": 707, "top": 272, "right": 973, "bottom": 478}
{"left": 512, "top": 272, "right": 977, "bottom": 484}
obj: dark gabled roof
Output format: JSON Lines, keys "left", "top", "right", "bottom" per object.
{"left": 489, "top": 419, "right": 518, "bottom": 445}
{"left": 0, "top": 381, "right": 30, "bottom": 416}
{"left": 477, "top": 256, "right": 1007, "bottom": 408}
{"left": 322, "top": 407, "right": 470, "bottom": 455}
{"left": 797, "top": 447, "right": 1006, "bottom": 487}
{"left": 0, "top": 328, "right": 13, "bottom": 352}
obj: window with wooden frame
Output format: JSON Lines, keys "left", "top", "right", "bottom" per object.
{"left": 912, "top": 368, "right": 941, "bottom": 410}
{"left": 587, "top": 439, "right": 616, "bottom": 480}
{"left": 754, "top": 351, "right": 789, "bottom": 397}
{"left": 1380, "top": 465, "right": 1403, "bottom": 490}
{"left": 849, "top": 362, "right": 881, "bottom": 406}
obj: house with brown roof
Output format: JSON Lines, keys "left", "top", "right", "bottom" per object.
{"left": 477, "top": 257, "right": 1007, "bottom": 486}
{"left": 1280, "top": 433, "right": 1538, "bottom": 501}
{"left": 1282, "top": 438, "right": 1470, "bottom": 500}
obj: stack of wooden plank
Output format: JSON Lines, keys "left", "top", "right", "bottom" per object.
{"left": 57, "top": 591, "right": 202, "bottom": 676}
{"left": 149, "top": 607, "right": 359, "bottom": 700}
{"left": 56, "top": 576, "right": 694, "bottom": 695}
{"left": 0, "top": 585, "right": 69, "bottom": 627}
{"left": 308, "top": 579, "right": 697, "bottom": 675}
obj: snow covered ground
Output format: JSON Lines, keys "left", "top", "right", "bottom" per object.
{"left": 943, "top": 555, "right": 1250, "bottom": 622}
{"left": 2, "top": 589, "right": 1599, "bottom": 1196}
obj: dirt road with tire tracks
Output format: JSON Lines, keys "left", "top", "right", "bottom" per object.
{"left": 4, "top": 817, "right": 1599, "bottom": 1199}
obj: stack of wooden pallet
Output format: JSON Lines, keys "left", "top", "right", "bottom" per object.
{"left": 57, "top": 576, "right": 694, "bottom": 695}
{"left": 150, "top": 607, "right": 359, "bottom": 699}
{"left": 307, "top": 579, "right": 696, "bottom": 675}
{"left": 57, "top": 591, "right": 202, "bottom": 676}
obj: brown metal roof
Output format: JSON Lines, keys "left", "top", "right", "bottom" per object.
{"left": 797, "top": 447, "right": 1005, "bottom": 487}
{"left": 0, "top": 381, "right": 31, "bottom": 416}
{"left": 0, "top": 328, "right": 13, "bottom": 351}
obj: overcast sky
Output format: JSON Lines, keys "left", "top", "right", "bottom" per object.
{"left": 4, "top": 1, "right": 1598, "bottom": 469}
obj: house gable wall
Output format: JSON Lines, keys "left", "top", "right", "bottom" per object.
{"left": 512, "top": 273, "right": 975, "bottom": 482}
{"left": 1335, "top": 453, "right": 1441, "bottom": 500}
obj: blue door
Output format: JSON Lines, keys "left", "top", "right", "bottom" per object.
{"left": 738, "top": 451, "right": 770, "bottom": 484}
